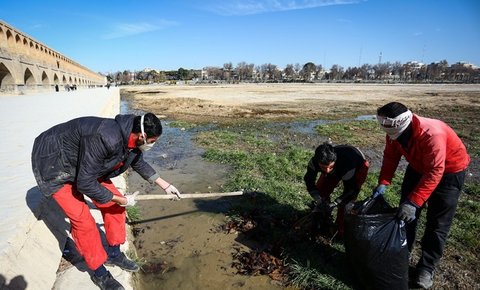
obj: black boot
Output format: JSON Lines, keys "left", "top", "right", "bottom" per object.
{"left": 91, "top": 271, "right": 125, "bottom": 290}
{"left": 105, "top": 252, "right": 140, "bottom": 272}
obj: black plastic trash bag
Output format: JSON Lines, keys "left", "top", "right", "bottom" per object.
{"left": 344, "top": 197, "right": 409, "bottom": 290}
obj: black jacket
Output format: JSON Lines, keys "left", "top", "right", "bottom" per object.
{"left": 31, "top": 114, "right": 158, "bottom": 203}
{"left": 304, "top": 145, "right": 366, "bottom": 194}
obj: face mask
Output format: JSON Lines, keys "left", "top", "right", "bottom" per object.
{"left": 139, "top": 114, "right": 155, "bottom": 152}
{"left": 381, "top": 126, "right": 404, "bottom": 140}
{"left": 139, "top": 143, "right": 154, "bottom": 152}
{"left": 377, "top": 110, "right": 413, "bottom": 140}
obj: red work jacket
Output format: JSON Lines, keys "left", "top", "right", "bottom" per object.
{"left": 379, "top": 114, "right": 470, "bottom": 206}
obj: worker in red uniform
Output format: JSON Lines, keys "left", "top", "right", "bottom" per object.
{"left": 372, "top": 102, "right": 470, "bottom": 289}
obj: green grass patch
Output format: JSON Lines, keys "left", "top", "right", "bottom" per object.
{"left": 289, "top": 259, "right": 351, "bottom": 290}
{"left": 196, "top": 129, "right": 276, "bottom": 153}
{"left": 314, "top": 120, "right": 384, "bottom": 147}
{"left": 202, "top": 146, "right": 311, "bottom": 213}
{"left": 127, "top": 206, "right": 142, "bottom": 222}
{"left": 447, "top": 182, "right": 480, "bottom": 261}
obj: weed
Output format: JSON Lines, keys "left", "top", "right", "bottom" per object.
{"left": 127, "top": 205, "right": 141, "bottom": 222}
{"left": 125, "top": 248, "right": 147, "bottom": 268}
{"left": 447, "top": 182, "right": 480, "bottom": 261}
{"left": 288, "top": 259, "right": 350, "bottom": 290}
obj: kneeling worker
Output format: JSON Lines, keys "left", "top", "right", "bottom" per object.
{"left": 304, "top": 142, "right": 369, "bottom": 237}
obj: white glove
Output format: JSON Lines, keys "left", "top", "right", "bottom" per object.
{"left": 120, "top": 191, "right": 139, "bottom": 207}
{"left": 164, "top": 184, "right": 181, "bottom": 199}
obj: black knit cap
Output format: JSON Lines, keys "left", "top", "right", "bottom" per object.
{"left": 377, "top": 102, "right": 409, "bottom": 118}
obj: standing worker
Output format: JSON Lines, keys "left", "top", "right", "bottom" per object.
{"left": 372, "top": 102, "right": 470, "bottom": 289}
{"left": 304, "top": 142, "right": 369, "bottom": 237}
{"left": 31, "top": 113, "right": 182, "bottom": 290}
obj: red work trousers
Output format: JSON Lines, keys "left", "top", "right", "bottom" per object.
{"left": 316, "top": 160, "right": 369, "bottom": 235}
{"left": 52, "top": 180, "right": 126, "bottom": 270}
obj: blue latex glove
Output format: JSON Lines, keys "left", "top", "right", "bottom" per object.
{"left": 372, "top": 184, "right": 387, "bottom": 198}
{"left": 397, "top": 201, "right": 418, "bottom": 223}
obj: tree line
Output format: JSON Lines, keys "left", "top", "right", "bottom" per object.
{"left": 106, "top": 59, "right": 480, "bottom": 85}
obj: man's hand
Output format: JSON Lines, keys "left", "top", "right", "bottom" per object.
{"left": 372, "top": 184, "right": 387, "bottom": 198}
{"left": 120, "top": 191, "right": 139, "bottom": 207}
{"left": 328, "top": 197, "right": 342, "bottom": 209}
{"left": 313, "top": 199, "right": 332, "bottom": 213}
{"left": 309, "top": 189, "right": 322, "bottom": 202}
{"left": 164, "top": 184, "right": 182, "bottom": 200}
{"left": 397, "top": 201, "right": 418, "bottom": 223}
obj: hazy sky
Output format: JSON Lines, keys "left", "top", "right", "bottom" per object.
{"left": 1, "top": 0, "right": 479, "bottom": 73}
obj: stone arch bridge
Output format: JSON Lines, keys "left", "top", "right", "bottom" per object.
{"left": 0, "top": 20, "right": 106, "bottom": 94}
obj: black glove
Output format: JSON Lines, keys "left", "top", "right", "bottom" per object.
{"left": 309, "top": 189, "right": 322, "bottom": 202}
{"left": 397, "top": 200, "right": 418, "bottom": 223}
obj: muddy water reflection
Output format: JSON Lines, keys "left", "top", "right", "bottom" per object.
{"left": 126, "top": 120, "right": 283, "bottom": 290}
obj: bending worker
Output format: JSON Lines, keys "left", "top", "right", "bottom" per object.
{"left": 304, "top": 142, "right": 369, "bottom": 237}
{"left": 31, "top": 113, "right": 181, "bottom": 290}
{"left": 372, "top": 102, "right": 470, "bottom": 289}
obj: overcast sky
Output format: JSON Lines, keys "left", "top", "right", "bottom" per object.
{"left": 1, "top": 0, "right": 479, "bottom": 73}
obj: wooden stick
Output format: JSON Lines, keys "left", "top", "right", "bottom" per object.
{"left": 135, "top": 191, "right": 244, "bottom": 200}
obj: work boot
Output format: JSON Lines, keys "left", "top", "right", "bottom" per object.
{"left": 415, "top": 269, "right": 434, "bottom": 289}
{"left": 91, "top": 271, "right": 125, "bottom": 290}
{"left": 105, "top": 252, "right": 140, "bottom": 272}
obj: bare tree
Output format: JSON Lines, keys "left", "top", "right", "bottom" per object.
{"left": 236, "top": 62, "right": 254, "bottom": 81}
{"left": 283, "top": 64, "right": 295, "bottom": 81}
{"left": 260, "top": 63, "right": 279, "bottom": 81}
{"left": 373, "top": 62, "right": 391, "bottom": 80}
{"left": 391, "top": 62, "right": 404, "bottom": 81}
{"left": 223, "top": 62, "right": 233, "bottom": 82}
{"left": 329, "top": 64, "right": 344, "bottom": 81}
{"left": 316, "top": 64, "right": 324, "bottom": 80}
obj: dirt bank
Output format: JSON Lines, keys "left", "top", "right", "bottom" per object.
{"left": 122, "top": 83, "right": 480, "bottom": 123}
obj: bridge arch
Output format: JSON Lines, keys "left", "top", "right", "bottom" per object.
{"left": 41, "top": 71, "right": 49, "bottom": 87}
{"left": 24, "top": 67, "right": 36, "bottom": 89}
{"left": 0, "top": 62, "right": 15, "bottom": 92}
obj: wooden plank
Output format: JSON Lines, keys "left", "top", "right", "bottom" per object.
{"left": 135, "top": 191, "right": 244, "bottom": 200}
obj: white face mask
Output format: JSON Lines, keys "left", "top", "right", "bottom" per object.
{"left": 139, "top": 143, "right": 154, "bottom": 152}
{"left": 139, "top": 114, "right": 155, "bottom": 152}
{"left": 377, "top": 110, "right": 413, "bottom": 140}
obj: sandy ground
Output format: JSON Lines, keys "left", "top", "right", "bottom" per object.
{"left": 122, "top": 83, "right": 480, "bottom": 122}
